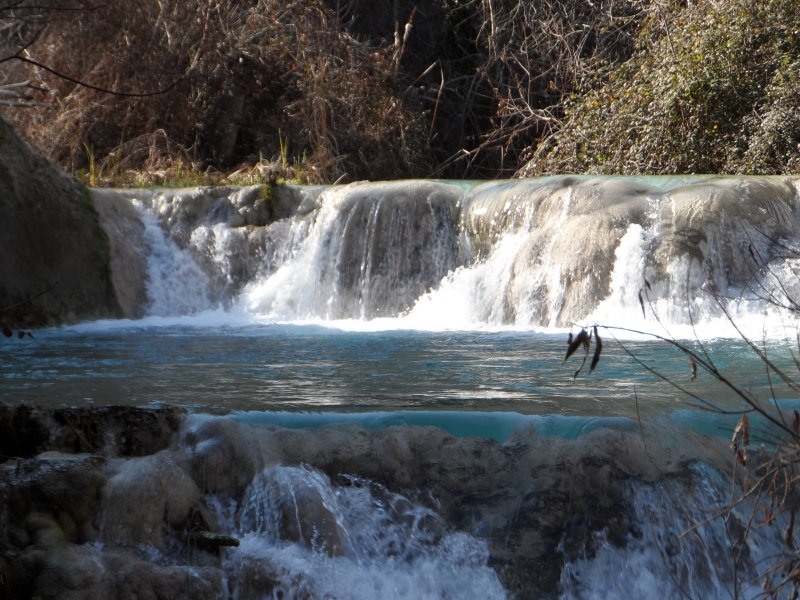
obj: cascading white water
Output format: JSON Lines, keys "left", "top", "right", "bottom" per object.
{"left": 241, "top": 181, "right": 462, "bottom": 320}
{"left": 47, "top": 178, "right": 800, "bottom": 600}
{"left": 223, "top": 465, "right": 506, "bottom": 600}
{"left": 558, "top": 463, "right": 781, "bottom": 600}
{"left": 106, "top": 175, "right": 800, "bottom": 338}
{"left": 223, "top": 461, "right": 782, "bottom": 600}
{"left": 133, "top": 200, "right": 213, "bottom": 316}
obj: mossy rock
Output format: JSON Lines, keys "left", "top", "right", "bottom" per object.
{"left": 0, "top": 115, "right": 120, "bottom": 328}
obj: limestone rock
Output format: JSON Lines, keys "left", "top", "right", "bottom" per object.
{"left": 178, "top": 416, "right": 267, "bottom": 496}
{"left": 239, "top": 466, "right": 345, "bottom": 557}
{"left": 101, "top": 452, "right": 200, "bottom": 548}
{"left": 0, "top": 403, "right": 739, "bottom": 600}
{"left": 3, "top": 453, "right": 106, "bottom": 544}
{"left": 90, "top": 189, "right": 148, "bottom": 319}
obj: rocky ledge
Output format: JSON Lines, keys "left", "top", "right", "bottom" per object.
{"left": 0, "top": 401, "right": 734, "bottom": 599}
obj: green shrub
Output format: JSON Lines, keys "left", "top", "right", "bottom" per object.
{"left": 523, "top": 0, "right": 800, "bottom": 176}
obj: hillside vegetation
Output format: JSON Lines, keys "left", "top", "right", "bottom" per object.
{"left": 1, "top": 0, "right": 799, "bottom": 182}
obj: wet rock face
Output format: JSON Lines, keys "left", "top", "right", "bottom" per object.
{"left": 461, "top": 177, "right": 653, "bottom": 326}
{"left": 0, "top": 403, "right": 50, "bottom": 459}
{"left": 179, "top": 416, "right": 266, "bottom": 496}
{"left": 240, "top": 466, "right": 346, "bottom": 557}
{"left": 48, "top": 404, "right": 185, "bottom": 457}
{"left": 86, "top": 175, "right": 800, "bottom": 326}
{"left": 93, "top": 184, "right": 315, "bottom": 316}
{"left": 262, "top": 422, "right": 731, "bottom": 598}
{"left": 459, "top": 176, "right": 800, "bottom": 326}
{"left": 5, "top": 511, "right": 225, "bottom": 600}
{"left": 91, "top": 189, "right": 149, "bottom": 319}
{"left": 101, "top": 453, "right": 201, "bottom": 548}
{"left": 0, "top": 402, "right": 732, "bottom": 599}
{"left": 3, "top": 452, "right": 107, "bottom": 567}
{"left": 319, "top": 181, "right": 462, "bottom": 319}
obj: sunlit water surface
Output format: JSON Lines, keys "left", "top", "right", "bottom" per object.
{"left": 3, "top": 316, "right": 797, "bottom": 441}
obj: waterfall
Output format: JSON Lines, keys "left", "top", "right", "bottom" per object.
{"left": 228, "top": 464, "right": 506, "bottom": 600}
{"left": 96, "top": 175, "right": 800, "bottom": 336}
{"left": 241, "top": 181, "right": 461, "bottom": 320}
{"left": 50, "top": 411, "right": 784, "bottom": 600}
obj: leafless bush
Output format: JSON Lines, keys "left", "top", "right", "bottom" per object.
{"left": 0, "top": 0, "right": 427, "bottom": 183}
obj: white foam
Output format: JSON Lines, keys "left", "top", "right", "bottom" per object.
{"left": 559, "top": 464, "right": 780, "bottom": 600}
{"left": 402, "top": 230, "right": 528, "bottom": 330}
{"left": 134, "top": 201, "right": 213, "bottom": 317}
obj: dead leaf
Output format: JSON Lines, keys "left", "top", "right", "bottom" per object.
{"left": 590, "top": 326, "right": 602, "bottom": 372}
{"left": 734, "top": 443, "right": 746, "bottom": 466}
{"left": 690, "top": 357, "right": 697, "bottom": 381}
{"left": 732, "top": 415, "right": 750, "bottom": 465}
{"left": 564, "top": 329, "right": 589, "bottom": 364}
{"left": 741, "top": 414, "right": 749, "bottom": 448}
{"left": 786, "top": 510, "right": 796, "bottom": 549}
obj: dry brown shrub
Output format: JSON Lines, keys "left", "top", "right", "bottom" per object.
{"left": 424, "top": 0, "right": 655, "bottom": 178}
{"left": 0, "top": 0, "right": 427, "bottom": 183}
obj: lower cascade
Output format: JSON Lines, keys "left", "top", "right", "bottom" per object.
{"left": 94, "top": 175, "right": 800, "bottom": 333}
{"left": 0, "top": 404, "right": 785, "bottom": 599}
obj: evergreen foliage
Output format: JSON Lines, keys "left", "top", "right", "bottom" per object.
{"left": 523, "top": 0, "right": 800, "bottom": 176}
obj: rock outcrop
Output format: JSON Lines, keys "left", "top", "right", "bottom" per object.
{"left": 0, "top": 116, "right": 120, "bottom": 328}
